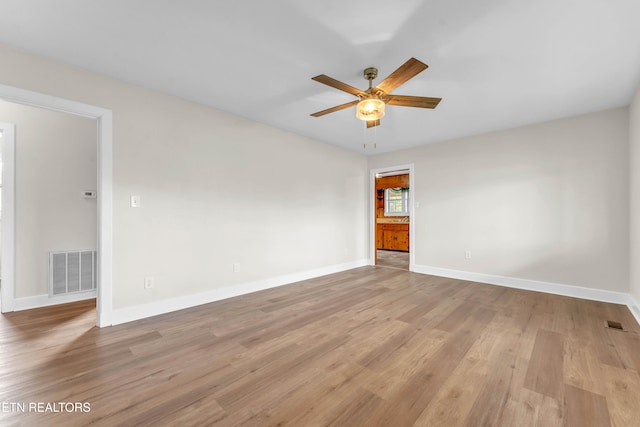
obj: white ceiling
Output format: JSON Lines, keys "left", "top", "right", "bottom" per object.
{"left": 1, "top": 0, "right": 639, "bottom": 154}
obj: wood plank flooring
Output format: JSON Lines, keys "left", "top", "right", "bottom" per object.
{"left": 376, "top": 249, "right": 409, "bottom": 270}
{"left": 1, "top": 266, "right": 639, "bottom": 426}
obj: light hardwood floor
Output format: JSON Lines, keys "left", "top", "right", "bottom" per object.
{"left": 377, "top": 249, "right": 409, "bottom": 270}
{"left": 1, "top": 267, "right": 639, "bottom": 426}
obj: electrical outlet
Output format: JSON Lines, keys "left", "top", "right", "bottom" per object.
{"left": 233, "top": 263, "right": 240, "bottom": 273}
{"left": 465, "top": 250, "right": 472, "bottom": 259}
{"left": 144, "top": 276, "right": 154, "bottom": 289}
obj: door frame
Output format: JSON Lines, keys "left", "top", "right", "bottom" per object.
{"left": 369, "top": 163, "right": 415, "bottom": 270}
{"left": 0, "top": 123, "right": 16, "bottom": 314}
{"left": 0, "top": 84, "right": 113, "bottom": 327}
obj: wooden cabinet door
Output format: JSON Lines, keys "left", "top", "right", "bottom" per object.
{"left": 376, "top": 225, "right": 384, "bottom": 249}
{"left": 396, "top": 230, "right": 409, "bottom": 251}
{"left": 380, "top": 224, "right": 409, "bottom": 251}
{"left": 383, "top": 229, "right": 397, "bottom": 250}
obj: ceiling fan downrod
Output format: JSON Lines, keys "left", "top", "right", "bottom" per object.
{"left": 363, "top": 67, "right": 378, "bottom": 88}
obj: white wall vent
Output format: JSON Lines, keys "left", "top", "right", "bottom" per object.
{"left": 49, "top": 250, "right": 97, "bottom": 297}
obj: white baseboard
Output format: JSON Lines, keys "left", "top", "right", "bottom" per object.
{"left": 110, "top": 259, "right": 369, "bottom": 326}
{"left": 13, "top": 290, "right": 96, "bottom": 311}
{"left": 628, "top": 295, "right": 640, "bottom": 327}
{"left": 412, "top": 264, "right": 639, "bottom": 325}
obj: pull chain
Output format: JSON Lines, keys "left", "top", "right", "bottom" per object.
{"left": 362, "top": 120, "right": 378, "bottom": 150}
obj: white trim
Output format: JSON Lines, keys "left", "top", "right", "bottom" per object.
{"left": 111, "top": 259, "right": 368, "bottom": 325}
{"left": 369, "top": 164, "right": 415, "bottom": 270}
{"left": 413, "top": 264, "right": 640, "bottom": 327}
{"left": 96, "top": 111, "right": 113, "bottom": 327}
{"left": 413, "top": 263, "right": 632, "bottom": 305}
{"left": 14, "top": 291, "right": 96, "bottom": 312}
{"left": 628, "top": 295, "right": 640, "bottom": 327}
{"left": 0, "top": 84, "right": 113, "bottom": 327}
{"left": 0, "top": 123, "right": 16, "bottom": 313}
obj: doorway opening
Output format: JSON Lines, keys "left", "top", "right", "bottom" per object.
{"left": 0, "top": 83, "right": 112, "bottom": 327}
{"left": 370, "top": 164, "right": 415, "bottom": 271}
{"left": 2, "top": 100, "right": 98, "bottom": 318}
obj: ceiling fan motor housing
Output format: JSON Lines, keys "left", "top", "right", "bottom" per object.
{"left": 363, "top": 67, "right": 378, "bottom": 81}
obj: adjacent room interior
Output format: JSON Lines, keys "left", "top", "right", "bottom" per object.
{"left": 1, "top": 1, "right": 640, "bottom": 425}
{"left": 375, "top": 169, "right": 411, "bottom": 271}
{"left": 0, "top": 100, "right": 98, "bottom": 318}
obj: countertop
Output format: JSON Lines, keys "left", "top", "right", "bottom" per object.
{"left": 376, "top": 218, "right": 410, "bottom": 224}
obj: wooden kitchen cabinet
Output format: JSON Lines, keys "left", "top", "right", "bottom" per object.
{"left": 376, "top": 223, "right": 409, "bottom": 251}
{"left": 376, "top": 225, "right": 384, "bottom": 249}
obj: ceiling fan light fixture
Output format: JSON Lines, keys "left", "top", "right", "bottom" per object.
{"left": 311, "top": 58, "right": 439, "bottom": 128}
{"left": 356, "top": 97, "right": 385, "bottom": 121}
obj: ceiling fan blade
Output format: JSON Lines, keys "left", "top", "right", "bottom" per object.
{"left": 375, "top": 58, "right": 428, "bottom": 94}
{"left": 312, "top": 74, "right": 367, "bottom": 97}
{"left": 366, "top": 119, "right": 381, "bottom": 128}
{"left": 310, "top": 100, "right": 359, "bottom": 117}
{"left": 385, "top": 95, "right": 441, "bottom": 109}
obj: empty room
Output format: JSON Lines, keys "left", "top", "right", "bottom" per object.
{"left": 1, "top": 1, "right": 640, "bottom": 426}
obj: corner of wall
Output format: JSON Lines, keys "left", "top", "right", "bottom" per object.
{"left": 629, "top": 83, "right": 640, "bottom": 305}
{"left": 628, "top": 295, "right": 640, "bottom": 327}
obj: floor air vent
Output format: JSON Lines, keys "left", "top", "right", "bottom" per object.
{"left": 49, "top": 250, "right": 97, "bottom": 296}
{"left": 605, "top": 320, "right": 624, "bottom": 331}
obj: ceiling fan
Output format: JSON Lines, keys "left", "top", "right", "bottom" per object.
{"left": 310, "top": 57, "right": 441, "bottom": 128}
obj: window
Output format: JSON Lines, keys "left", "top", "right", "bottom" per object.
{"left": 384, "top": 187, "right": 409, "bottom": 216}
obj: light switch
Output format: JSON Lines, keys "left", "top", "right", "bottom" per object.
{"left": 130, "top": 195, "right": 140, "bottom": 208}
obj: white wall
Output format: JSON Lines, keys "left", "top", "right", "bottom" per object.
{"left": 0, "top": 100, "right": 97, "bottom": 298}
{"left": 0, "top": 43, "right": 368, "bottom": 312}
{"left": 630, "top": 85, "right": 640, "bottom": 304}
{"left": 370, "top": 108, "right": 630, "bottom": 292}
